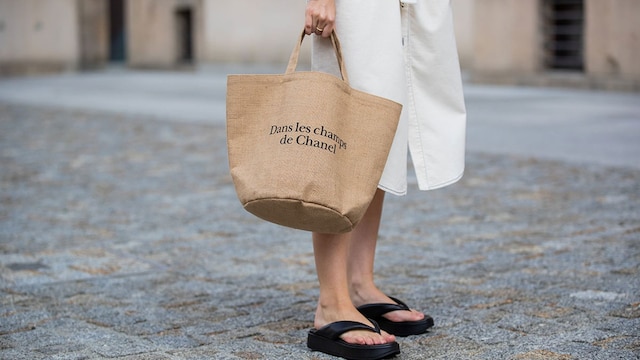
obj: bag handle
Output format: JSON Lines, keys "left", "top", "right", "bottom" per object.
{"left": 285, "top": 29, "right": 350, "bottom": 84}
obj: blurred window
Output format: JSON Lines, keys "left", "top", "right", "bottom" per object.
{"left": 543, "top": 0, "right": 584, "bottom": 71}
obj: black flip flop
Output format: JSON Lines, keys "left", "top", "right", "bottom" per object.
{"left": 357, "top": 296, "right": 434, "bottom": 337}
{"left": 307, "top": 320, "right": 400, "bottom": 360}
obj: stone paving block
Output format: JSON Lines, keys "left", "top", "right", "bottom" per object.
{"left": 120, "top": 354, "right": 175, "bottom": 360}
{"left": 0, "top": 349, "right": 47, "bottom": 360}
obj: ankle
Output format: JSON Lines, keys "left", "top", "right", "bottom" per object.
{"left": 349, "top": 282, "right": 381, "bottom": 306}
{"left": 314, "top": 300, "right": 360, "bottom": 329}
{"left": 317, "top": 292, "right": 354, "bottom": 309}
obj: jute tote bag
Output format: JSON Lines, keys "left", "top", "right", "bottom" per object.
{"left": 226, "top": 30, "right": 402, "bottom": 233}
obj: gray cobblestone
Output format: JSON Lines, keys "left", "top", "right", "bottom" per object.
{"left": 1, "top": 73, "right": 639, "bottom": 359}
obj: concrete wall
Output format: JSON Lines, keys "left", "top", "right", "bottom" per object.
{"left": 0, "top": 0, "right": 80, "bottom": 75}
{"left": 585, "top": 0, "right": 640, "bottom": 78}
{"left": 451, "top": 0, "right": 475, "bottom": 70}
{"left": 78, "top": 0, "right": 109, "bottom": 69}
{"left": 127, "top": 0, "right": 204, "bottom": 68}
{"left": 467, "top": 0, "right": 542, "bottom": 75}
{"left": 200, "top": 0, "right": 309, "bottom": 65}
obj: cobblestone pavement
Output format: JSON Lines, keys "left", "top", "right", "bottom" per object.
{"left": 1, "top": 89, "right": 639, "bottom": 358}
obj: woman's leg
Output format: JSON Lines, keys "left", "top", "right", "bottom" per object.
{"left": 347, "top": 188, "right": 425, "bottom": 322}
{"left": 312, "top": 231, "right": 395, "bottom": 345}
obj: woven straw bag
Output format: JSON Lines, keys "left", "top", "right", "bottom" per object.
{"left": 226, "top": 30, "right": 401, "bottom": 233}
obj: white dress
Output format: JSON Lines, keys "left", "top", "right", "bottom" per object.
{"left": 312, "top": 0, "right": 467, "bottom": 195}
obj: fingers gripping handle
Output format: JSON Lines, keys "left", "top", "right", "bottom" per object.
{"left": 285, "top": 29, "right": 350, "bottom": 84}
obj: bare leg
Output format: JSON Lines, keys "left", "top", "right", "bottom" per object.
{"left": 312, "top": 231, "right": 396, "bottom": 345}
{"left": 347, "top": 188, "right": 425, "bottom": 322}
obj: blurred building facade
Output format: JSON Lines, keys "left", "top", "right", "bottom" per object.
{"left": 454, "top": 0, "right": 640, "bottom": 91}
{"left": 0, "top": 0, "right": 638, "bottom": 91}
{"left": 0, "top": 0, "right": 306, "bottom": 73}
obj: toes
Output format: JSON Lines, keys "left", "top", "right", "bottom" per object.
{"left": 372, "top": 335, "right": 386, "bottom": 345}
{"left": 385, "top": 309, "right": 426, "bottom": 322}
{"left": 348, "top": 335, "right": 364, "bottom": 345}
{"left": 342, "top": 331, "right": 393, "bottom": 346}
{"left": 381, "top": 330, "right": 396, "bottom": 343}
{"left": 411, "top": 309, "right": 425, "bottom": 320}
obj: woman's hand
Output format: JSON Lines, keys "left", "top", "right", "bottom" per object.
{"left": 305, "top": 0, "right": 336, "bottom": 38}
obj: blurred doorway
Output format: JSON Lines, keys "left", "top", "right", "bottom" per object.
{"left": 109, "top": 0, "right": 127, "bottom": 62}
{"left": 175, "top": 7, "right": 194, "bottom": 64}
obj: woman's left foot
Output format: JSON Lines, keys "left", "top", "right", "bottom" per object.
{"left": 356, "top": 296, "right": 434, "bottom": 337}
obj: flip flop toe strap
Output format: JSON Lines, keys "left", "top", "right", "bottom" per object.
{"left": 314, "top": 320, "right": 381, "bottom": 340}
{"left": 357, "top": 296, "right": 411, "bottom": 318}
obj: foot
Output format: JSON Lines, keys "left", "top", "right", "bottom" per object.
{"left": 314, "top": 302, "right": 396, "bottom": 345}
{"left": 351, "top": 285, "right": 426, "bottom": 323}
